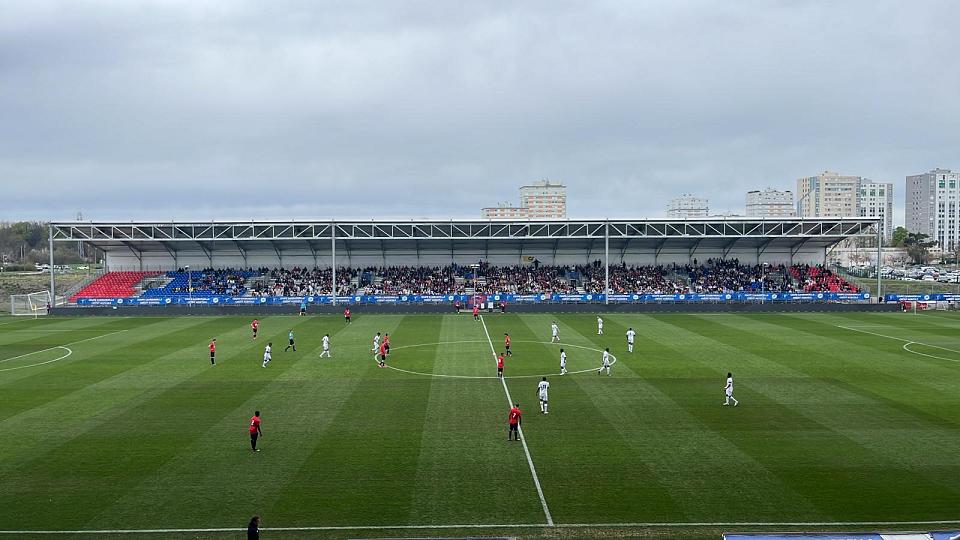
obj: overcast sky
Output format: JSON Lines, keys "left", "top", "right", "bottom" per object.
{"left": 2, "top": 0, "right": 957, "bottom": 224}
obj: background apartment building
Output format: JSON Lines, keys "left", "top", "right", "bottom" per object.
{"left": 796, "top": 171, "right": 860, "bottom": 218}
{"left": 858, "top": 180, "right": 893, "bottom": 242}
{"left": 482, "top": 180, "right": 567, "bottom": 219}
{"left": 906, "top": 168, "right": 960, "bottom": 250}
{"left": 667, "top": 194, "right": 709, "bottom": 218}
{"left": 796, "top": 171, "right": 893, "bottom": 242}
{"left": 745, "top": 188, "right": 795, "bottom": 218}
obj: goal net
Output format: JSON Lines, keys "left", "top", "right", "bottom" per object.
{"left": 10, "top": 291, "right": 53, "bottom": 317}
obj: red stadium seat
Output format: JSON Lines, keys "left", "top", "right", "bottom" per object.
{"left": 71, "top": 271, "right": 161, "bottom": 302}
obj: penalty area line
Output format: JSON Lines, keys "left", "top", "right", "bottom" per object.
{"left": 0, "top": 329, "right": 128, "bottom": 363}
{"left": 5, "top": 519, "right": 960, "bottom": 534}
{"left": 480, "top": 314, "right": 554, "bottom": 526}
{"left": 837, "top": 325, "right": 960, "bottom": 363}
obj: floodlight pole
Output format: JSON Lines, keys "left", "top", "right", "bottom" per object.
{"left": 331, "top": 221, "right": 337, "bottom": 306}
{"left": 604, "top": 220, "right": 609, "bottom": 306}
{"left": 48, "top": 223, "right": 55, "bottom": 305}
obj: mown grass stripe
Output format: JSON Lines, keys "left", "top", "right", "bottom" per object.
{"left": 0, "top": 317, "right": 228, "bottom": 420}
{"left": 85, "top": 314, "right": 354, "bottom": 529}
{"left": 263, "top": 315, "right": 437, "bottom": 527}
{"left": 0, "top": 316, "right": 316, "bottom": 529}
{"left": 650, "top": 313, "right": 960, "bottom": 521}
{"left": 564, "top": 313, "right": 828, "bottom": 522}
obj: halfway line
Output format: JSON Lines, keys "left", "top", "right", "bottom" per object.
{"left": 479, "top": 315, "right": 554, "bottom": 526}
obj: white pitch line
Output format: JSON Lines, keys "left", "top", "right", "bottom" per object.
{"left": 380, "top": 340, "right": 617, "bottom": 379}
{"left": 0, "top": 329, "right": 129, "bottom": 365}
{"left": 480, "top": 315, "right": 553, "bottom": 526}
{"left": 902, "top": 342, "right": 960, "bottom": 364}
{"left": 837, "top": 325, "right": 960, "bottom": 363}
{"left": 0, "top": 347, "right": 72, "bottom": 372}
{"left": 4, "top": 519, "right": 960, "bottom": 534}
{"left": 1, "top": 328, "right": 120, "bottom": 332}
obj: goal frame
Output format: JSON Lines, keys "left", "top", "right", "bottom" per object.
{"left": 10, "top": 290, "right": 53, "bottom": 317}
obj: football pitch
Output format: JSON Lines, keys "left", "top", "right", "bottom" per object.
{"left": 2, "top": 311, "right": 960, "bottom": 539}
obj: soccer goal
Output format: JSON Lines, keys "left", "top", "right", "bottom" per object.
{"left": 10, "top": 291, "right": 53, "bottom": 317}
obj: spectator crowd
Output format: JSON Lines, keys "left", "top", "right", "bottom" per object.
{"left": 141, "top": 260, "right": 859, "bottom": 297}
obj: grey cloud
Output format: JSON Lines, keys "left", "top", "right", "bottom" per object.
{"left": 1, "top": 0, "right": 958, "bottom": 225}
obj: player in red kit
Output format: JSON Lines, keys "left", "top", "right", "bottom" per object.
{"left": 508, "top": 403, "right": 522, "bottom": 441}
{"left": 209, "top": 338, "right": 217, "bottom": 365}
{"left": 497, "top": 353, "right": 505, "bottom": 378}
{"left": 504, "top": 333, "right": 512, "bottom": 356}
{"left": 249, "top": 410, "right": 262, "bottom": 452}
{"left": 378, "top": 341, "right": 387, "bottom": 368}
{"left": 472, "top": 305, "right": 479, "bottom": 321}
{"left": 344, "top": 308, "right": 351, "bottom": 324}
{"left": 383, "top": 334, "right": 390, "bottom": 357}
{"left": 251, "top": 319, "right": 259, "bottom": 340}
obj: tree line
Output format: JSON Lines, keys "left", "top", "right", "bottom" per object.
{"left": 0, "top": 222, "right": 99, "bottom": 270}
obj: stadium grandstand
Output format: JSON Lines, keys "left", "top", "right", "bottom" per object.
{"left": 47, "top": 217, "right": 882, "bottom": 308}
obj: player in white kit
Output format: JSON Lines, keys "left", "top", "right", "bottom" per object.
{"left": 537, "top": 377, "right": 550, "bottom": 414}
{"left": 559, "top": 348, "right": 567, "bottom": 375}
{"left": 597, "top": 316, "right": 603, "bottom": 335}
{"left": 598, "top": 347, "right": 611, "bottom": 376}
{"left": 551, "top": 322, "right": 560, "bottom": 343}
{"left": 372, "top": 332, "right": 381, "bottom": 355}
{"left": 723, "top": 372, "right": 739, "bottom": 406}
{"left": 319, "top": 334, "right": 332, "bottom": 358}
{"left": 626, "top": 327, "right": 636, "bottom": 353}
{"left": 261, "top": 342, "right": 272, "bottom": 368}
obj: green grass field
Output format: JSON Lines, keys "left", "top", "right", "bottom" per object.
{"left": 2, "top": 311, "right": 960, "bottom": 539}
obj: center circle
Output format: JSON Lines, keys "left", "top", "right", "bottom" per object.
{"left": 380, "top": 340, "right": 618, "bottom": 379}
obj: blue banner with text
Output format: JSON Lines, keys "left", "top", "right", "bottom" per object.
{"left": 76, "top": 292, "right": 871, "bottom": 306}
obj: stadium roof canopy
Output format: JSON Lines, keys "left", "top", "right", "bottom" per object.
{"left": 51, "top": 218, "right": 880, "bottom": 269}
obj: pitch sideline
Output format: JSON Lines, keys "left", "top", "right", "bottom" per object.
{"left": 4, "top": 519, "right": 960, "bottom": 535}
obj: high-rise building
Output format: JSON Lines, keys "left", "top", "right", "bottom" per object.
{"left": 858, "top": 180, "right": 894, "bottom": 242}
{"left": 906, "top": 168, "right": 960, "bottom": 250}
{"left": 666, "top": 194, "right": 709, "bottom": 218}
{"left": 797, "top": 171, "right": 893, "bottom": 243}
{"left": 796, "top": 171, "right": 860, "bottom": 218}
{"left": 745, "top": 188, "right": 796, "bottom": 218}
{"left": 482, "top": 180, "right": 566, "bottom": 219}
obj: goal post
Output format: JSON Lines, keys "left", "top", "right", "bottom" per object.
{"left": 10, "top": 291, "right": 53, "bottom": 317}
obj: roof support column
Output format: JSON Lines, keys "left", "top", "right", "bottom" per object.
{"left": 331, "top": 222, "right": 337, "bottom": 305}
{"left": 604, "top": 220, "right": 609, "bottom": 306}
{"left": 234, "top": 241, "right": 248, "bottom": 268}
{"left": 49, "top": 224, "right": 56, "bottom": 303}
{"left": 688, "top": 239, "right": 702, "bottom": 264}
{"left": 308, "top": 241, "right": 319, "bottom": 268}
{"left": 654, "top": 239, "right": 667, "bottom": 267}
{"left": 123, "top": 242, "right": 143, "bottom": 271}
{"left": 876, "top": 224, "right": 882, "bottom": 302}
{"left": 160, "top": 242, "right": 178, "bottom": 269}
{"left": 271, "top": 241, "right": 282, "bottom": 268}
